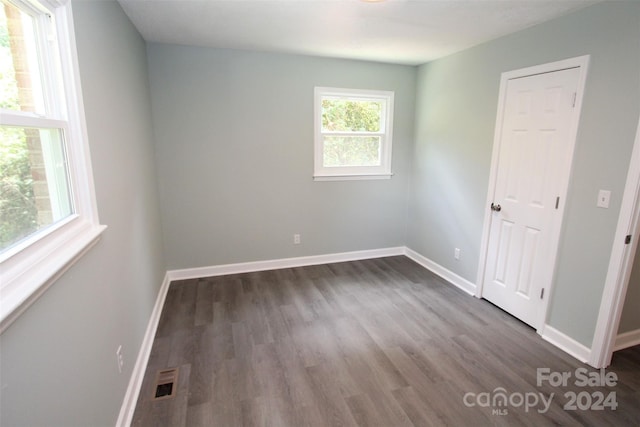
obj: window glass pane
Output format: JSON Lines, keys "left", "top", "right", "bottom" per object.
{"left": 0, "top": 125, "right": 73, "bottom": 252}
{"left": 0, "top": 2, "right": 46, "bottom": 115}
{"left": 321, "top": 98, "right": 382, "bottom": 132}
{"left": 323, "top": 135, "right": 381, "bottom": 167}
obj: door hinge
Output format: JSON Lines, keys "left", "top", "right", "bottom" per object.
{"left": 572, "top": 92, "right": 577, "bottom": 108}
{"left": 555, "top": 197, "right": 560, "bottom": 210}
{"left": 625, "top": 235, "right": 632, "bottom": 245}
{"left": 540, "top": 288, "right": 545, "bottom": 299}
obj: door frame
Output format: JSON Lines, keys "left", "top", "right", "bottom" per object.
{"left": 590, "top": 116, "right": 640, "bottom": 368}
{"left": 475, "top": 55, "right": 590, "bottom": 331}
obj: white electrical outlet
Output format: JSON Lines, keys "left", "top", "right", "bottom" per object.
{"left": 293, "top": 234, "right": 301, "bottom": 245}
{"left": 116, "top": 345, "right": 124, "bottom": 373}
{"left": 454, "top": 248, "right": 461, "bottom": 260}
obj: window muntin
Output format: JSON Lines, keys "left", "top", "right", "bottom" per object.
{"left": 0, "top": 0, "right": 104, "bottom": 331}
{"left": 314, "top": 87, "right": 394, "bottom": 180}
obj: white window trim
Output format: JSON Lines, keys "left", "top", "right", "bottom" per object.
{"left": 313, "top": 87, "right": 394, "bottom": 181}
{"left": 0, "top": 0, "right": 105, "bottom": 333}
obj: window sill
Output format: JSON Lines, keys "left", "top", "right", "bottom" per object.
{"left": 313, "top": 173, "right": 393, "bottom": 182}
{"left": 0, "top": 222, "right": 107, "bottom": 333}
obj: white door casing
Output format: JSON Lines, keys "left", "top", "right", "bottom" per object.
{"left": 590, "top": 116, "right": 640, "bottom": 368}
{"left": 476, "top": 56, "right": 589, "bottom": 331}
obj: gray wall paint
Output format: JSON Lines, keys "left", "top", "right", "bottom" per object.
{"left": 0, "top": 1, "right": 165, "bottom": 426}
{"left": 1, "top": 2, "right": 639, "bottom": 425}
{"left": 619, "top": 245, "right": 640, "bottom": 334}
{"left": 147, "top": 45, "right": 416, "bottom": 270}
{"left": 408, "top": 1, "right": 640, "bottom": 347}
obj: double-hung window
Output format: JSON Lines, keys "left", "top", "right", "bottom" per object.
{"left": 314, "top": 87, "right": 394, "bottom": 180}
{"left": 0, "top": 0, "right": 103, "bottom": 330}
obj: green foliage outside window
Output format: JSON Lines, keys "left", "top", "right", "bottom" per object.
{"left": 0, "top": 18, "right": 37, "bottom": 250}
{"left": 321, "top": 98, "right": 383, "bottom": 167}
{"left": 321, "top": 98, "right": 381, "bottom": 132}
{"left": 323, "top": 136, "right": 381, "bottom": 167}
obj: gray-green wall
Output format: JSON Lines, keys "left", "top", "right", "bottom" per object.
{"left": 408, "top": 1, "right": 640, "bottom": 347}
{"left": 146, "top": 45, "right": 416, "bottom": 270}
{"left": 2, "top": 1, "right": 640, "bottom": 425}
{"left": 0, "top": 1, "right": 165, "bottom": 426}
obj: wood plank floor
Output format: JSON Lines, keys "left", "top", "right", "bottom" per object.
{"left": 132, "top": 256, "right": 640, "bottom": 426}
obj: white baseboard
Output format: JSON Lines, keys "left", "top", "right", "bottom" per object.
{"left": 116, "top": 247, "right": 406, "bottom": 425}
{"left": 400, "top": 249, "right": 597, "bottom": 366}
{"left": 116, "top": 272, "right": 172, "bottom": 427}
{"left": 540, "top": 324, "right": 591, "bottom": 364}
{"left": 168, "top": 247, "right": 478, "bottom": 297}
{"left": 614, "top": 329, "right": 640, "bottom": 351}
{"left": 167, "top": 247, "right": 406, "bottom": 282}
{"left": 120, "top": 247, "right": 602, "bottom": 425}
{"left": 404, "top": 247, "right": 476, "bottom": 296}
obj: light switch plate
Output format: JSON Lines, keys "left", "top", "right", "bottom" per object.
{"left": 597, "top": 190, "right": 611, "bottom": 208}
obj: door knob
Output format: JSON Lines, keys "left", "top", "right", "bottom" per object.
{"left": 491, "top": 203, "right": 502, "bottom": 212}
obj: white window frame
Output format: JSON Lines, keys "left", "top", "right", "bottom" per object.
{"left": 314, "top": 87, "right": 394, "bottom": 181}
{"left": 0, "top": 0, "right": 105, "bottom": 332}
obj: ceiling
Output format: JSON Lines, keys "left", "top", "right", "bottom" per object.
{"left": 117, "top": 0, "right": 599, "bottom": 65}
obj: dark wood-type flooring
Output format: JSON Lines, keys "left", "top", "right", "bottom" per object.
{"left": 132, "top": 256, "right": 640, "bottom": 426}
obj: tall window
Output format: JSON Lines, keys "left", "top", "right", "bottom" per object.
{"left": 0, "top": 0, "right": 103, "bottom": 330}
{"left": 314, "top": 87, "right": 394, "bottom": 180}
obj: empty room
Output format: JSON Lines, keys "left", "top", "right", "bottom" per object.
{"left": 1, "top": 0, "right": 640, "bottom": 425}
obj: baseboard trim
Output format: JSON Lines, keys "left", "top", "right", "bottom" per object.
{"left": 116, "top": 272, "right": 172, "bottom": 427}
{"left": 118, "top": 246, "right": 610, "bottom": 424}
{"left": 404, "top": 247, "right": 476, "bottom": 296}
{"left": 614, "top": 329, "right": 640, "bottom": 351}
{"left": 540, "top": 324, "right": 591, "bottom": 364}
{"left": 116, "top": 247, "right": 406, "bottom": 424}
{"left": 167, "top": 247, "right": 406, "bottom": 282}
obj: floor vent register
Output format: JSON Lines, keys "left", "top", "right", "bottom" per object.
{"left": 153, "top": 368, "right": 178, "bottom": 400}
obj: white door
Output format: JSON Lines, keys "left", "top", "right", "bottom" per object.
{"left": 482, "top": 67, "right": 581, "bottom": 328}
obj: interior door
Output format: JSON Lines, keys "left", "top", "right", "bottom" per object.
{"left": 482, "top": 67, "right": 581, "bottom": 328}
